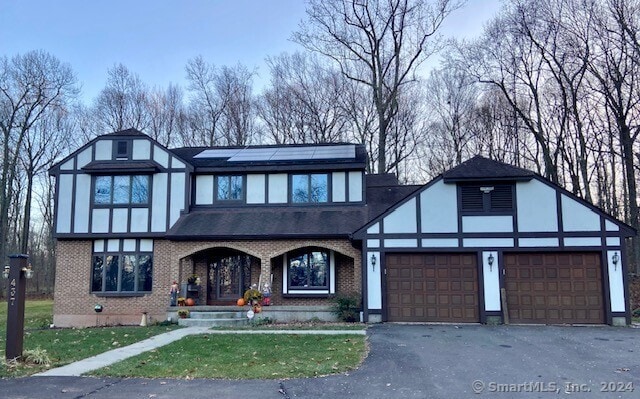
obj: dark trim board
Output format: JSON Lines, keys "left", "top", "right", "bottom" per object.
{"left": 369, "top": 247, "right": 620, "bottom": 326}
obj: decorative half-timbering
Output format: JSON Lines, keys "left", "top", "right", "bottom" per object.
{"left": 354, "top": 156, "right": 635, "bottom": 326}
{"left": 50, "top": 131, "right": 634, "bottom": 327}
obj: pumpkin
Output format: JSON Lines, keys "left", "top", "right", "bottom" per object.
{"left": 185, "top": 298, "right": 195, "bottom": 306}
{"left": 237, "top": 298, "right": 245, "bottom": 306}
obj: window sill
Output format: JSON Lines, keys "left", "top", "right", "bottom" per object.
{"left": 93, "top": 292, "right": 149, "bottom": 297}
{"left": 282, "top": 293, "right": 331, "bottom": 298}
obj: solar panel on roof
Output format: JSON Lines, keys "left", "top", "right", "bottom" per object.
{"left": 195, "top": 145, "right": 356, "bottom": 161}
{"left": 312, "top": 145, "right": 355, "bottom": 159}
{"left": 228, "top": 148, "right": 278, "bottom": 161}
{"left": 194, "top": 148, "right": 243, "bottom": 158}
{"left": 270, "top": 147, "right": 316, "bottom": 161}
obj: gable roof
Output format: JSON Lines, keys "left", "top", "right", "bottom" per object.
{"left": 49, "top": 128, "right": 192, "bottom": 175}
{"left": 442, "top": 155, "right": 534, "bottom": 183}
{"left": 353, "top": 156, "right": 636, "bottom": 238}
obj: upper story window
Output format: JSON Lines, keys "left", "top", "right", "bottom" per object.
{"left": 94, "top": 175, "right": 150, "bottom": 205}
{"left": 292, "top": 174, "right": 328, "bottom": 203}
{"left": 116, "top": 140, "right": 129, "bottom": 159}
{"left": 459, "top": 184, "right": 514, "bottom": 213}
{"left": 216, "top": 175, "right": 243, "bottom": 201}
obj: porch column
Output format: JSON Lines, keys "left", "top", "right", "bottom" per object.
{"left": 259, "top": 257, "right": 272, "bottom": 290}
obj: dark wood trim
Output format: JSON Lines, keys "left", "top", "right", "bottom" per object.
{"left": 166, "top": 171, "right": 172, "bottom": 231}
{"left": 361, "top": 245, "right": 369, "bottom": 322}
{"left": 621, "top": 243, "right": 632, "bottom": 325}
{"left": 380, "top": 250, "right": 388, "bottom": 322}
{"left": 477, "top": 251, "right": 487, "bottom": 324}
{"left": 601, "top": 249, "right": 612, "bottom": 325}
{"left": 70, "top": 173, "right": 77, "bottom": 233}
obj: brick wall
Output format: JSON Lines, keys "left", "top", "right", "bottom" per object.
{"left": 53, "top": 237, "right": 362, "bottom": 327}
{"left": 53, "top": 239, "right": 173, "bottom": 327}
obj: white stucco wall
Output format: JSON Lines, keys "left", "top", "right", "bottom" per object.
{"left": 384, "top": 198, "right": 417, "bottom": 233}
{"left": 516, "top": 180, "right": 558, "bottom": 232}
{"left": 562, "top": 194, "right": 600, "bottom": 231}
{"left": 420, "top": 181, "right": 458, "bottom": 233}
{"left": 482, "top": 251, "right": 501, "bottom": 311}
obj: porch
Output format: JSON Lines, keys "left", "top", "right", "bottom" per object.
{"left": 167, "top": 305, "right": 338, "bottom": 324}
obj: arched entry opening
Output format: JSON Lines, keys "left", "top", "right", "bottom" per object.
{"left": 206, "top": 248, "right": 259, "bottom": 305}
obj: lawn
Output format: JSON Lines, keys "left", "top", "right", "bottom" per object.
{"left": 91, "top": 333, "right": 367, "bottom": 379}
{"left": 0, "top": 299, "right": 179, "bottom": 377}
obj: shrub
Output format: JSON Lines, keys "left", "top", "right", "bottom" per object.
{"left": 331, "top": 294, "right": 360, "bottom": 322}
{"left": 23, "top": 347, "right": 51, "bottom": 366}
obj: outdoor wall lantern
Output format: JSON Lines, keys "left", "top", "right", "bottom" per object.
{"left": 370, "top": 253, "right": 377, "bottom": 271}
{"left": 94, "top": 304, "right": 103, "bottom": 313}
{"left": 612, "top": 252, "right": 620, "bottom": 271}
{"left": 22, "top": 264, "right": 34, "bottom": 279}
{"left": 487, "top": 253, "right": 495, "bottom": 272}
{"left": 2, "top": 264, "right": 9, "bottom": 279}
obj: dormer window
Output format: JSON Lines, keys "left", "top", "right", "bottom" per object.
{"left": 216, "top": 175, "right": 243, "bottom": 201}
{"left": 292, "top": 174, "right": 328, "bottom": 203}
{"left": 459, "top": 184, "right": 514, "bottom": 213}
{"left": 116, "top": 140, "right": 129, "bottom": 160}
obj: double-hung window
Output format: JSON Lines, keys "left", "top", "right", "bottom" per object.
{"left": 291, "top": 174, "right": 328, "bottom": 203}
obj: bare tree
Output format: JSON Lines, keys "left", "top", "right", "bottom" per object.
{"left": 0, "top": 50, "right": 77, "bottom": 268}
{"left": 94, "top": 63, "right": 150, "bottom": 133}
{"left": 20, "top": 108, "right": 75, "bottom": 253}
{"left": 258, "top": 52, "right": 349, "bottom": 144}
{"left": 294, "top": 0, "right": 463, "bottom": 173}
{"left": 146, "top": 84, "right": 188, "bottom": 147}
{"left": 217, "top": 64, "right": 258, "bottom": 145}
{"left": 184, "top": 56, "right": 228, "bottom": 146}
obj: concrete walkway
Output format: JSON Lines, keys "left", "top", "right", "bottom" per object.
{"left": 34, "top": 327, "right": 366, "bottom": 377}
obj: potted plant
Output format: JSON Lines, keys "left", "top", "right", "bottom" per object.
{"left": 177, "top": 297, "right": 186, "bottom": 306}
{"left": 177, "top": 309, "right": 190, "bottom": 319}
{"left": 187, "top": 274, "right": 200, "bottom": 286}
{"left": 243, "top": 284, "right": 263, "bottom": 312}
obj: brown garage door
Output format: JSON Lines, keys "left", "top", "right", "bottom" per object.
{"left": 386, "top": 253, "right": 479, "bottom": 322}
{"left": 504, "top": 253, "right": 604, "bottom": 324}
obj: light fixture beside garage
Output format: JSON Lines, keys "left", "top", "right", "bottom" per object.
{"left": 487, "top": 253, "right": 495, "bottom": 271}
{"left": 370, "top": 253, "right": 377, "bottom": 271}
{"left": 612, "top": 252, "right": 619, "bottom": 271}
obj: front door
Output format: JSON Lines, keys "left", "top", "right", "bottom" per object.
{"left": 207, "top": 253, "right": 252, "bottom": 305}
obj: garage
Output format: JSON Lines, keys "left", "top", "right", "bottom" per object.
{"left": 504, "top": 253, "right": 604, "bottom": 324}
{"left": 386, "top": 253, "right": 479, "bottom": 323}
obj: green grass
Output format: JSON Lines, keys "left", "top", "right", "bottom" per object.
{"left": 211, "top": 322, "right": 366, "bottom": 331}
{"left": 91, "top": 334, "right": 366, "bottom": 379}
{"left": 0, "top": 299, "right": 179, "bottom": 377}
{"left": 0, "top": 299, "right": 53, "bottom": 331}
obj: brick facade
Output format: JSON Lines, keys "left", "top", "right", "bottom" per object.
{"left": 53, "top": 238, "right": 361, "bottom": 327}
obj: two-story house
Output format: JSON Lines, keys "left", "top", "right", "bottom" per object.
{"left": 49, "top": 129, "right": 634, "bottom": 327}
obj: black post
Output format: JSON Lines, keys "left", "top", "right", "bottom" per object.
{"left": 6, "top": 254, "right": 29, "bottom": 360}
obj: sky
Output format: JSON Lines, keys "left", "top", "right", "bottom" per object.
{"left": 0, "top": 0, "right": 503, "bottom": 103}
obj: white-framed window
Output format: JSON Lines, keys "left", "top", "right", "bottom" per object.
{"left": 283, "top": 248, "right": 336, "bottom": 295}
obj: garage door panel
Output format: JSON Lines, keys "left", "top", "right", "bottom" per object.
{"left": 504, "top": 253, "right": 603, "bottom": 324}
{"left": 386, "top": 253, "right": 479, "bottom": 323}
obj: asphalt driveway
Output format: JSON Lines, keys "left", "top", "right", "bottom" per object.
{"left": 1, "top": 324, "right": 639, "bottom": 398}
